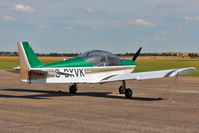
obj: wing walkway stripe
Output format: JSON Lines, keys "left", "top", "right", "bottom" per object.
{"left": 164, "top": 70, "right": 176, "bottom": 77}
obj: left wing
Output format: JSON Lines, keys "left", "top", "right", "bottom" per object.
{"left": 100, "top": 67, "right": 196, "bottom": 83}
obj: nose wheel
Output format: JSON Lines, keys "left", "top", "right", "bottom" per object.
{"left": 118, "top": 81, "right": 133, "bottom": 98}
{"left": 119, "top": 85, "right": 125, "bottom": 94}
{"left": 69, "top": 84, "right": 78, "bottom": 94}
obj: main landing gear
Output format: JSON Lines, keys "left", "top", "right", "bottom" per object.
{"left": 69, "top": 84, "right": 78, "bottom": 94}
{"left": 118, "top": 80, "right": 133, "bottom": 98}
{"left": 68, "top": 81, "right": 133, "bottom": 98}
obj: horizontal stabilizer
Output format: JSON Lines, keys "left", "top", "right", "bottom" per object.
{"left": 31, "top": 69, "right": 74, "bottom": 76}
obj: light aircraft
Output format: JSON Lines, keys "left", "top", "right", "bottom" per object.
{"left": 17, "top": 42, "right": 196, "bottom": 98}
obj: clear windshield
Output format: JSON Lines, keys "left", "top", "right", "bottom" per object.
{"left": 78, "top": 50, "right": 121, "bottom": 66}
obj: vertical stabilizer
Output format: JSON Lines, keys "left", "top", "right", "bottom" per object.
{"left": 17, "top": 42, "right": 42, "bottom": 82}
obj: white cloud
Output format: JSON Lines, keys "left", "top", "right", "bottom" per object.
{"left": 155, "top": 31, "right": 175, "bottom": 36}
{"left": 29, "top": 19, "right": 36, "bottom": 24}
{"left": 157, "top": 3, "right": 178, "bottom": 9}
{"left": 155, "top": 31, "right": 167, "bottom": 35}
{"left": 68, "top": 8, "right": 106, "bottom": 15}
{"left": 2, "top": 16, "right": 16, "bottom": 22}
{"left": 153, "top": 31, "right": 173, "bottom": 41}
{"left": 39, "top": 25, "right": 47, "bottom": 29}
{"left": 128, "top": 19, "right": 154, "bottom": 27}
{"left": 184, "top": 16, "right": 199, "bottom": 22}
{"left": 91, "top": 26, "right": 98, "bottom": 31}
{"left": 11, "top": 4, "right": 35, "bottom": 14}
{"left": 154, "top": 36, "right": 169, "bottom": 41}
{"left": 84, "top": 8, "right": 105, "bottom": 15}
{"left": 65, "top": 26, "right": 75, "bottom": 31}
{"left": 46, "top": 0, "right": 65, "bottom": 2}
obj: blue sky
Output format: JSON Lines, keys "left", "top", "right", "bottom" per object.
{"left": 0, "top": 0, "right": 199, "bottom": 53}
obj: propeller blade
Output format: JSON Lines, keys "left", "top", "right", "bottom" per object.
{"left": 132, "top": 47, "right": 142, "bottom": 61}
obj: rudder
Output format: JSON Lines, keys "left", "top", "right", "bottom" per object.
{"left": 17, "top": 42, "right": 43, "bottom": 82}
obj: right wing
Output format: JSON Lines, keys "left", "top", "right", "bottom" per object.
{"left": 100, "top": 67, "right": 196, "bottom": 83}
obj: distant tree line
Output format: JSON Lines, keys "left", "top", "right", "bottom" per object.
{"left": 188, "top": 53, "right": 198, "bottom": 57}
{"left": 36, "top": 53, "right": 78, "bottom": 57}
{"left": 0, "top": 52, "right": 78, "bottom": 57}
{"left": 0, "top": 51, "right": 199, "bottom": 57}
{"left": 0, "top": 52, "right": 18, "bottom": 56}
{"left": 116, "top": 53, "right": 178, "bottom": 57}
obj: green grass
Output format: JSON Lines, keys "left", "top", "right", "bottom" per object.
{"left": 0, "top": 58, "right": 198, "bottom": 77}
{"left": 134, "top": 60, "right": 199, "bottom": 76}
{"left": 39, "top": 59, "right": 60, "bottom": 65}
{"left": 0, "top": 59, "right": 19, "bottom": 69}
{"left": 0, "top": 58, "right": 57, "bottom": 69}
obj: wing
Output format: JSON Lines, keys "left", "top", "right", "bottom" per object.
{"left": 100, "top": 67, "right": 196, "bottom": 83}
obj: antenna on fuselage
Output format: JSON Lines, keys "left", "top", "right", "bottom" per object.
{"left": 132, "top": 47, "right": 142, "bottom": 61}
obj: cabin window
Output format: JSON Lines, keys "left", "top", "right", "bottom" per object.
{"left": 78, "top": 50, "right": 121, "bottom": 66}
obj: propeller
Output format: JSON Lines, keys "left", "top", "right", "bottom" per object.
{"left": 132, "top": 47, "right": 142, "bottom": 61}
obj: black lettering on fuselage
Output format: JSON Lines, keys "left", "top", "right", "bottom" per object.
{"left": 74, "top": 69, "right": 79, "bottom": 77}
{"left": 55, "top": 68, "right": 85, "bottom": 78}
{"left": 64, "top": 69, "right": 69, "bottom": 77}
{"left": 69, "top": 69, "right": 74, "bottom": 77}
{"left": 55, "top": 69, "right": 60, "bottom": 78}
{"left": 79, "top": 69, "right": 85, "bottom": 77}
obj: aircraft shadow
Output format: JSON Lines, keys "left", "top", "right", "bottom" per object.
{"left": 0, "top": 88, "right": 164, "bottom": 101}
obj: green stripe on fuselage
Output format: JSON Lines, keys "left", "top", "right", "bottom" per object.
{"left": 41, "top": 57, "right": 93, "bottom": 68}
{"left": 42, "top": 58, "right": 135, "bottom": 68}
{"left": 120, "top": 59, "right": 136, "bottom": 66}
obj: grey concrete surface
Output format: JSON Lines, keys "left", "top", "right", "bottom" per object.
{"left": 0, "top": 70, "right": 199, "bottom": 133}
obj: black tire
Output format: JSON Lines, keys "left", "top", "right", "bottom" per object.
{"left": 119, "top": 86, "right": 125, "bottom": 94}
{"left": 125, "top": 88, "right": 133, "bottom": 98}
{"left": 69, "top": 85, "right": 77, "bottom": 94}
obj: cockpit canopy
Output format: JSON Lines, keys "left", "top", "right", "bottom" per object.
{"left": 78, "top": 50, "right": 121, "bottom": 66}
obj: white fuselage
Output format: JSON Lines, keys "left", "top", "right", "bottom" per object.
{"left": 30, "top": 65, "right": 135, "bottom": 84}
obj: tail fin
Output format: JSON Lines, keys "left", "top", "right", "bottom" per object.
{"left": 17, "top": 42, "right": 42, "bottom": 82}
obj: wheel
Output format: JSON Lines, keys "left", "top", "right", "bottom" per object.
{"left": 119, "top": 86, "right": 125, "bottom": 94}
{"left": 125, "top": 88, "right": 133, "bottom": 98}
{"left": 69, "top": 85, "right": 77, "bottom": 94}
